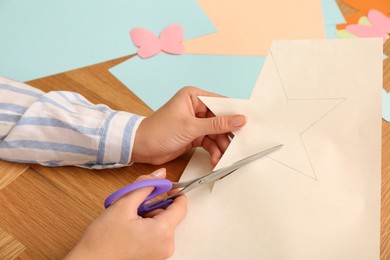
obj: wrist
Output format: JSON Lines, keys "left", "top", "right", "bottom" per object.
{"left": 131, "top": 117, "right": 151, "bottom": 163}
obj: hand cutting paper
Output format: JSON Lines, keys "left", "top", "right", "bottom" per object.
{"left": 172, "top": 39, "right": 382, "bottom": 259}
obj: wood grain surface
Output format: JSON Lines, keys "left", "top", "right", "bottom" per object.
{"left": 1, "top": 1, "right": 389, "bottom": 258}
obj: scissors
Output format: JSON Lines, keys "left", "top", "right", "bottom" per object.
{"left": 104, "top": 144, "right": 282, "bottom": 215}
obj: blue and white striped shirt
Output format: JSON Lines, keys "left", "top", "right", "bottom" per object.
{"left": 0, "top": 76, "right": 143, "bottom": 169}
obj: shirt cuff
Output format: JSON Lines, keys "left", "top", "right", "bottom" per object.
{"left": 97, "top": 111, "right": 144, "bottom": 168}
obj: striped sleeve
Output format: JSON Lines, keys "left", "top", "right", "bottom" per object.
{"left": 0, "top": 76, "right": 144, "bottom": 169}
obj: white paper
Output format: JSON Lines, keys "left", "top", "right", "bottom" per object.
{"left": 172, "top": 39, "right": 382, "bottom": 260}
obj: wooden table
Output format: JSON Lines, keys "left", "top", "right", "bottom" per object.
{"left": 0, "top": 1, "right": 389, "bottom": 259}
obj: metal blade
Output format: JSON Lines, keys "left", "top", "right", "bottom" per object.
{"left": 202, "top": 144, "right": 283, "bottom": 184}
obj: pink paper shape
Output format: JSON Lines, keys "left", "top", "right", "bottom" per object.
{"left": 346, "top": 9, "right": 390, "bottom": 43}
{"left": 130, "top": 24, "right": 185, "bottom": 59}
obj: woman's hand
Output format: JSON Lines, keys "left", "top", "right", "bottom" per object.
{"left": 65, "top": 169, "right": 187, "bottom": 260}
{"left": 132, "top": 87, "right": 246, "bottom": 166}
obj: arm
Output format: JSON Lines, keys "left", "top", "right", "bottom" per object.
{"left": 0, "top": 76, "right": 143, "bottom": 169}
{"left": 0, "top": 78, "right": 245, "bottom": 168}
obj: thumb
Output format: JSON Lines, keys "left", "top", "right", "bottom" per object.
{"left": 112, "top": 168, "right": 167, "bottom": 215}
{"left": 197, "top": 115, "right": 246, "bottom": 136}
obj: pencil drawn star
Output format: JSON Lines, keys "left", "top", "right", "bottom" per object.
{"left": 200, "top": 55, "right": 344, "bottom": 180}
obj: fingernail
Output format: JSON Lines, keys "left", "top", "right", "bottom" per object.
{"left": 231, "top": 115, "right": 246, "bottom": 127}
{"left": 151, "top": 168, "right": 166, "bottom": 178}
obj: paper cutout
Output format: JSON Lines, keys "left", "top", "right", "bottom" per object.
{"left": 109, "top": 54, "right": 265, "bottom": 110}
{"left": 337, "top": 12, "right": 368, "bottom": 30}
{"left": 200, "top": 56, "right": 343, "bottom": 179}
{"left": 346, "top": 9, "right": 390, "bottom": 43}
{"left": 336, "top": 16, "right": 369, "bottom": 38}
{"left": 172, "top": 39, "right": 382, "bottom": 259}
{"left": 130, "top": 24, "right": 185, "bottom": 59}
{"left": 383, "top": 89, "right": 390, "bottom": 122}
{"left": 337, "top": 0, "right": 390, "bottom": 30}
{"left": 336, "top": 29, "right": 358, "bottom": 38}
{"left": 183, "top": 0, "right": 325, "bottom": 55}
{"left": 0, "top": 0, "right": 215, "bottom": 81}
{"left": 358, "top": 16, "right": 373, "bottom": 25}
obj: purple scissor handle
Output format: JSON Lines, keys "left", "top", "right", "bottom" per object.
{"left": 104, "top": 179, "right": 174, "bottom": 215}
{"left": 105, "top": 144, "right": 283, "bottom": 216}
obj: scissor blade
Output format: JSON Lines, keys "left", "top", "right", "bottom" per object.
{"left": 203, "top": 144, "right": 283, "bottom": 184}
{"left": 140, "top": 145, "right": 283, "bottom": 214}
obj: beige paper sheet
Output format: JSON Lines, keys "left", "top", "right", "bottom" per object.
{"left": 184, "top": 0, "right": 325, "bottom": 55}
{"left": 172, "top": 39, "right": 382, "bottom": 259}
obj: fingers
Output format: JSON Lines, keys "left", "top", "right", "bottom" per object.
{"left": 200, "top": 135, "right": 222, "bottom": 166}
{"left": 112, "top": 168, "right": 167, "bottom": 216}
{"left": 183, "top": 87, "right": 245, "bottom": 135}
{"left": 213, "top": 132, "right": 231, "bottom": 152}
{"left": 153, "top": 195, "right": 187, "bottom": 229}
{"left": 144, "top": 188, "right": 186, "bottom": 218}
{"left": 193, "top": 132, "right": 233, "bottom": 166}
{"left": 195, "top": 115, "right": 246, "bottom": 137}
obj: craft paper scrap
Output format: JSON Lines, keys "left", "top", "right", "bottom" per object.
{"left": 359, "top": 16, "right": 372, "bottom": 25}
{"left": 383, "top": 89, "right": 390, "bottom": 122}
{"left": 338, "top": 0, "right": 390, "bottom": 30}
{"left": 184, "top": 0, "right": 325, "bottom": 55}
{"left": 337, "top": 16, "right": 369, "bottom": 38}
{"left": 0, "top": 0, "right": 215, "bottom": 81}
{"left": 109, "top": 54, "right": 265, "bottom": 111}
{"left": 346, "top": 9, "right": 390, "bottom": 43}
{"left": 337, "top": 12, "right": 367, "bottom": 30}
{"left": 172, "top": 38, "right": 382, "bottom": 259}
{"left": 336, "top": 28, "right": 358, "bottom": 38}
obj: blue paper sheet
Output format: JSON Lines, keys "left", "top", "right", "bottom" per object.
{"left": 110, "top": 54, "right": 265, "bottom": 111}
{"left": 321, "top": 0, "right": 345, "bottom": 25}
{"left": 383, "top": 89, "right": 390, "bottom": 122}
{"left": 321, "top": 0, "right": 345, "bottom": 41}
{"left": 0, "top": 0, "right": 215, "bottom": 82}
{"left": 325, "top": 25, "right": 338, "bottom": 39}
